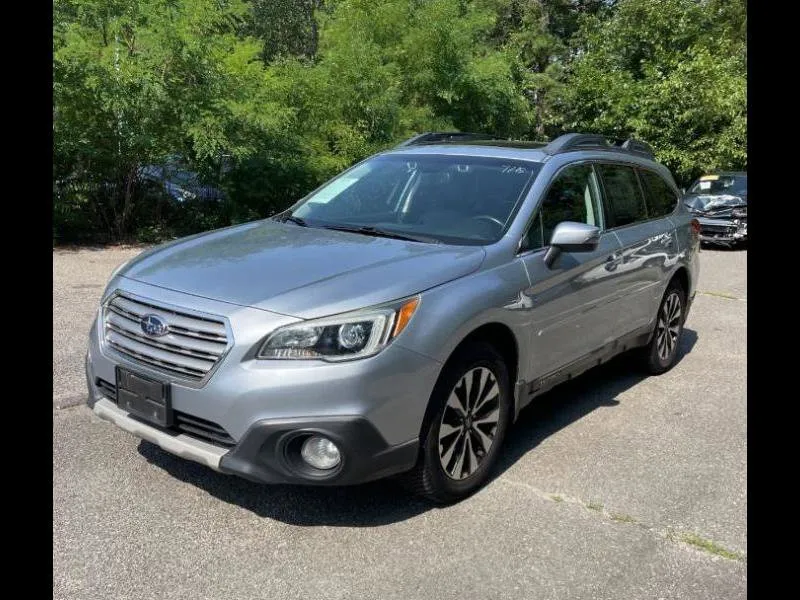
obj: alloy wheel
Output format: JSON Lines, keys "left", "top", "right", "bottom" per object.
{"left": 655, "top": 292, "right": 682, "bottom": 362}
{"left": 438, "top": 367, "right": 501, "bottom": 480}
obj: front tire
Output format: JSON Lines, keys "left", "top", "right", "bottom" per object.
{"left": 403, "top": 342, "right": 512, "bottom": 504}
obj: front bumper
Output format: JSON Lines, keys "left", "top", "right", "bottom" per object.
{"left": 86, "top": 278, "right": 439, "bottom": 485}
{"left": 697, "top": 217, "right": 747, "bottom": 245}
{"left": 89, "top": 394, "right": 419, "bottom": 485}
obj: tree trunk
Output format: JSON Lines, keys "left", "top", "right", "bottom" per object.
{"left": 307, "top": 1, "right": 321, "bottom": 58}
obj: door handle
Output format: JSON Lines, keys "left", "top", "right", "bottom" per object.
{"left": 605, "top": 252, "right": 622, "bottom": 271}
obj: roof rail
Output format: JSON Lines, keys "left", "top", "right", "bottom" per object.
{"left": 542, "top": 133, "right": 611, "bottom": 155}
{"left": 395, "top": 131, "right": 502, "bottom": 147}
{"left": 620, "top": 138, "right": 654, "bottom": 158}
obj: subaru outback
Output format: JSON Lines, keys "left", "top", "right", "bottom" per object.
{"left": 86, "top": 132, "right": 699, "bottom": 503}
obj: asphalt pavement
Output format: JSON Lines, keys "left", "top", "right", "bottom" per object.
{"left": 53, "top": 245, "right": 747, "bottom": 600}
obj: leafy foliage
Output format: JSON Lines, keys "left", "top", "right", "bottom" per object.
{"left": 556, "top": 0, "right": 746, "bottom": 182}
{"left": 53, "top": 0, "right": 746, "bottom": 244}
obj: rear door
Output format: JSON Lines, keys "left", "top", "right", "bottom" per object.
{"left": 519, "top": 162, "right": 623, "bottom": 379}
{"left": 596, "top": 163, "right": 680, "bottom": 337}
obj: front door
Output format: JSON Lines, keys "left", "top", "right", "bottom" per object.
{"left": 518, "top": 162, "right": 623, "bottom": 380}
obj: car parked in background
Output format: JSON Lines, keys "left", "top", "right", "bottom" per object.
{"left": 140, "top": 156, "right": 227, "bottom": 203}
{"left": 86, "top": 132, "right": 699, "bottom": 503}
{"left": 683, "top": 172, "right": 747, "bottom": 247}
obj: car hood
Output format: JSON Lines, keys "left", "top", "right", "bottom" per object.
{"left": 119, "top": 220, "right": 486, "bottom": 319}
{"left": 684, "top": 193, "right": 746, "bottom": 218}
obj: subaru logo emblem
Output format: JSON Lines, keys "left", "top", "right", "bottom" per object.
{"left": 140, "top": 314, "right": 169, "bottom": 337}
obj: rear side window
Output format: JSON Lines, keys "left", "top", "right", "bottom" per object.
{"left": 639, "top": 169, "right": 678, "bottom": 217}
{"left": 597, "top": 164, "right": 648, "bottom": 227}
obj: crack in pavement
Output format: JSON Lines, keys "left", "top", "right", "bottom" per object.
{"left": 497, "top": 477, "right": 746, "bottom": 563}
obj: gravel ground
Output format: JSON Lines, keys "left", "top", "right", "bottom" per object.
{"left": 53, "top": 246, "right": 145, "bottom": 408}
{"left": 53, "top": 244, "right": 746, "bottom": 599}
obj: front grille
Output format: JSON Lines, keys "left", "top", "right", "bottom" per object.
{"left": 103, "top": 293, "right": 229, "bottom": 381}
{"left": 95, "top": 377, "right": 235, "bottom": 448}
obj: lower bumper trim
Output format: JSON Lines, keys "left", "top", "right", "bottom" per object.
{"left": 219, "top": 416, "right": 419, "bottom": 486}
{"left": 92, "top": 398, "right": 227, "bottom": 471}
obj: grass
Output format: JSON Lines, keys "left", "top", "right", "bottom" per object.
{"left": 699, "top": 289, "right": 740, "bottom": 300}
{"left": 610, "top": 512, "right": 637, "bottom": 524}
{"left": 551, "top": 495, "right": 564, "bottom": 503}
{"left": 679, "top": 533, "right": 744, "bottom": 561}
{"left": 586, "top": 501, "right": 603, "bottom": 512}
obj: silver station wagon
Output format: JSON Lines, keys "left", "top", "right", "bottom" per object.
{"left": 86, "top": 132, "right": 700, "bottom": 503}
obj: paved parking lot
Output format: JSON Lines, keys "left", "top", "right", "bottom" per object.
{"left": 53, "top": 246, "right": 746, "bottom": 599}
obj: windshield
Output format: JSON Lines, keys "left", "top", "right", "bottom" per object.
{"left": 287, "top": 154, "right": 541, "bottom": 245}
{"left": 688, "top": 174, "right": 747, "bottom": 196}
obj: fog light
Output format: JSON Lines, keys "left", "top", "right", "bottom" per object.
{"left": 300, "top": 435, "right": 341, "bottom": 470}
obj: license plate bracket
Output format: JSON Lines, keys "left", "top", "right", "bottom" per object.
{"left": 115, "top": 366, "right": 172, "bottom": 427}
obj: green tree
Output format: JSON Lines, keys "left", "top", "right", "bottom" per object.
{"left": 556, "top": 0, "right": 746, "bottom": 183}
{"left": 247, "top": 0, "right": 326, "bottom": 62}
{"left": 54, "top": 0, "right": 284, "bottom": 240}
{"left": 53, "top": 0, "right": 747, "bottom": 243}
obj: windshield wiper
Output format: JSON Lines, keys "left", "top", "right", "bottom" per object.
{"left": 273, "top": 212, "right": 307, "bottom": 227}
{"left": 320, "top": 224, "right": 441, "bottom": 244}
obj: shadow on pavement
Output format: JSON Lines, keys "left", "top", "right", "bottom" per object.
{"left": 495, "top": 328, "right": 697, "bottom": 480}
{"left": 138, "top": 328, "right": 698, "bottom": 527}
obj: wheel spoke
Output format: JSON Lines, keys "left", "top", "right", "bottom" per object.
{"left": 474, "top": 395, "right": 499, "bottom": 420}
{"left": 451, "top": 434, "right": 467, "bottom": 478}
{"left": 439, "top": 422, "right": 462, "bottom": 443}
{"left": 669, "top": 296, "right": 680, "bottom": 321}
{"left": 467, "top": 369, "right": 483, "bottom": 411}
{"left": 473, "top": 406, "right": 500, "bottom": 427}
{"left": 657, "top": 332, "right": 667, "bottom": 359}
{"left": 446, "top": 387, "right": 467, "bottom": 417}
{"left": 440, "top": 430, "right": 463, "bottom": 470}
{"left": 474, "top": 379, "right": 498, "bottom": 414}
{"left": 472, "top": 423, "right": 494, "bottom": 453}
{"left": 464, "top": 434, "right": 479, "bottom": 477}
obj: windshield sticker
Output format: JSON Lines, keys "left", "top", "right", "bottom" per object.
{"left": 700, "top": 175, "right": 719, "bottom": 181}
{"left": 309, "top": 176, "right": 360, "bottom": 203}
{"left": 501, "top": 165, "right": 527, "bottom": 175}
{"left": 698, "top": 181, "right": 712, "bottom": 190}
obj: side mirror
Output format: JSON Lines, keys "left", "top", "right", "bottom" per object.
{"left": 544, "top": 222, "right": 601, "bottom": 268}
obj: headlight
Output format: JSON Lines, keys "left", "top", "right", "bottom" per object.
{"left": 257, "top": 296, "right": 420, "bottom": 361}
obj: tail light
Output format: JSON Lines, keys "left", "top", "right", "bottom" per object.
{"left": 690, "top": 218, "right": 701, "bottom": 238}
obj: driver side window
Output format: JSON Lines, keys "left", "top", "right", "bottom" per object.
{"left": 524, "top": 163, "right": 604, "bottom": 250}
